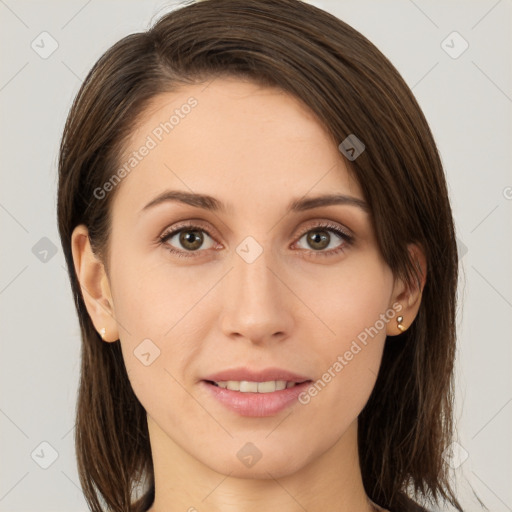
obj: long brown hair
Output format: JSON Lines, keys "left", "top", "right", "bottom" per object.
{"left": 57, "top": 0, "right": 464, "bottom": 510}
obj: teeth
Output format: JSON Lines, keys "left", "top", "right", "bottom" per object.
{"left": 240, "top": 381, "right": 258, "bottom": 392}
{"left": 213, "top": 380, "right": 297, "bottom": 392}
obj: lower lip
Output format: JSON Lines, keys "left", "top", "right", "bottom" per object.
{"left": 201, "top": 380, "right": 312, "bottom": 417}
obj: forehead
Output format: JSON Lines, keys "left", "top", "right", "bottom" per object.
{"left": 112, "top": 77, "right": 363, "bottom": 214}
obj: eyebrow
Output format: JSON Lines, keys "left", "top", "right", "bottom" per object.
{"left": 140, "top": 190, "right": 369, "bottom": 214}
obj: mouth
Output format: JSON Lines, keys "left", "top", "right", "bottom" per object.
{"left": 201, "top": 377, "right": 313, "bottom": 417}
{"left": 204, "top": 379, "right": 311, "bottom": 392}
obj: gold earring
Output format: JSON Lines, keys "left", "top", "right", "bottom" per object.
{"left": 100, "top": 327, "right": 106, "bottom": 339}
{"left": 397, "top": 316, "right": 406, "bottom": 332}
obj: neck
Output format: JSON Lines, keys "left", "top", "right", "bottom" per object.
{"left": 146, "top": 417, "right": 378, "bottom": 512}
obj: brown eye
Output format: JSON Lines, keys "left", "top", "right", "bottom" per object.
{"left": 305, "top": 230, "right": 330, "bottom": 250}
{"left": 296, "top": 224, "right": 354, "bottom": 256}
{"left": 160, "top": 225, "right": 216, "bottom": 254}
{"left": 178, "top": 229, "right": 204, "bottom": 251}
{"left": 296, "top": 226, "right": 350, "bottom": 253}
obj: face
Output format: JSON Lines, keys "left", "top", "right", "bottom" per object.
{"left": 95, "top": 77, "right": 402, "bottom": 478}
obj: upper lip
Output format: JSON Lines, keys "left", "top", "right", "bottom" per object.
{"left": 203, "top": 367, "right": 311, "bottom": 383}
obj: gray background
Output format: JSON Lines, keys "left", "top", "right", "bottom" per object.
{"left": 1, "top": 0, "right": 511, "bottom": 510}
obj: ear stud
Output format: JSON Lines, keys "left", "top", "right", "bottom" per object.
{"left": 397, "top": 316, "right": 406, "bottom": 332}
{"left": 100, "top": 327, "right": 106, "bottom": 339}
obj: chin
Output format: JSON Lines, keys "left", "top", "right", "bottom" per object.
{"left": 201, "top": 444, "right": 310, "bottom": 480}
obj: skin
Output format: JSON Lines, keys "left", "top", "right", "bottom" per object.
{"left": 71, "top": 77, "right": 426, "bottom": 512}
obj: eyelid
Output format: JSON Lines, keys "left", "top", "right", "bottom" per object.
{"left": 293, "top": 219, "right": 353, "bottom": 241}
{"left": 159, "top": 219, "right": 219, "bottom": 242}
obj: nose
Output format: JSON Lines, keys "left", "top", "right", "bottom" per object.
{"left": 219, "top": 243, "right": 295, "bottom": 345}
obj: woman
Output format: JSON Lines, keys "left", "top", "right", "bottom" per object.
{"left": 57, "top": 0, "right": 464, "bottom": 511}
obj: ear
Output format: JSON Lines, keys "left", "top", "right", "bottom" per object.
{"left": 386, "top": 243, "right": 427, "bottom": 336}
{"left": 71, "top": 224, "right": 119, "bottom": 343}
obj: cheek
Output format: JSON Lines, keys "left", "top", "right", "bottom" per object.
{"left": 296, "top": 250, "right": 393, "bottom": 348}
{"left": 110, "top": 250, "right": 211, "bottom": 340}
{"left": 108, "top": 254, "right": 214, "bottom": 417}
{"left": 294, "top": 254, "right": 393, "bottom": 422}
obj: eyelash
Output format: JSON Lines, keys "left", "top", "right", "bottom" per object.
{"left": 158, "top": 221, "right": 354, "bottom": 259}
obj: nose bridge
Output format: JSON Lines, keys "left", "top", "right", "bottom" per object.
{"left": 235, "top": 242, "right": 275, "bottom": 302}
{"left": 220, "top": 238, "right": 293, "bottom": 342}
